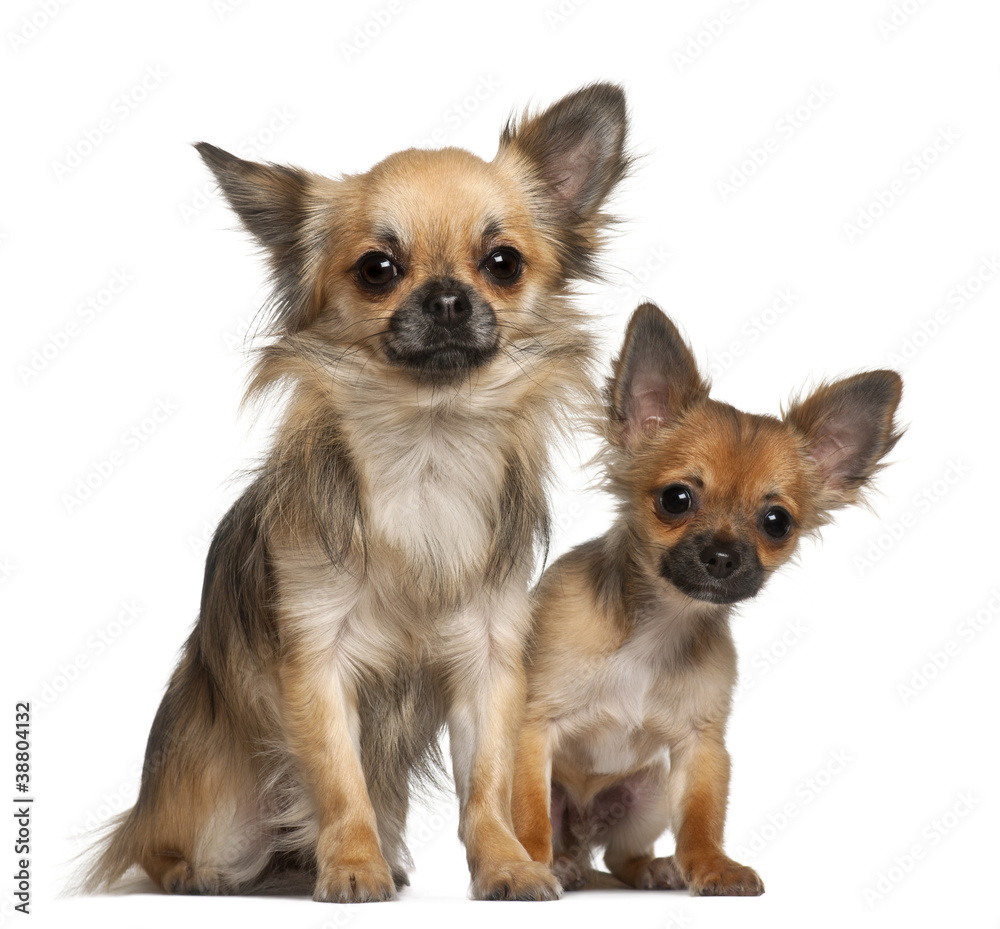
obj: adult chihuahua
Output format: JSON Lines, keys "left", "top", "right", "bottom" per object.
{"left": 84, "top": 83, "right": 630, "bottom": 903}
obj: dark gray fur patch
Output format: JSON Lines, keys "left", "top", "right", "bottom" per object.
{"left": 485, "top": 454, "right": 550, "bottom": 587}
{"left": 357, "top": 666, "right": 447, "bottom": 881}
{"left": 257, "top": 412, "right": 368, "bottom": 574}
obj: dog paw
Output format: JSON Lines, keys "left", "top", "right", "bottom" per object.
{"left": 160, "top": 861, "right": 229, "bottom": 895}
{"left": 390, "top": 866, "right": 410, "bottom": 890}
{"left": 551, "top": 854, "right": 587, "bottom": 891}
{"left": 313, "top": 860, "right": 396, "bottom": 903}
{"left": 635, "top": 855, "right": 686, "bottom": 890}
{"left": 682, "top": 855, "right": 763, "bottom": 896}
{"left": 472, "top": 859, "right": 563, "bottom": 901}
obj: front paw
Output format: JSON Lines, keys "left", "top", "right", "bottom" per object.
{"left": 472, "top": 858, "right": 563, "bottom": 901}
{"left": 313, "top": 859, "right": 396, "bottom": 903}
{"left": 681, "top": 855, "right": 763, "bottom": 896}
{"left": 551, "top": 854, "right": 587, "bottom": 891}
{"left": 635, "top": 855, "right": 685, "bottom": 890}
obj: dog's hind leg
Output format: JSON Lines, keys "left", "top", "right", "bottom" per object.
{"left": 600, "top": 761, "right": 683, "bottom": 890}
{"left": 85, "top": 637, "right": 273, "bottom": 895}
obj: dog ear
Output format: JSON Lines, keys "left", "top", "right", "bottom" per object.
{"left": 608, "top": 303, "right": 709, "bottom": 447}
{"left": 195, "top": 142, "right": 319, "bottom": 333}
{"left": 785, "top": 370, "right": 904, "bottom": 508}
{"left": 498, "top": 82, "right": 629, "bottom": 280}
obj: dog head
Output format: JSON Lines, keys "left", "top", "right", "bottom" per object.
{"left": 196, "top": 83, "right": 629, "bottom": 386}
{"left": 606, "top": 303, "right": 904, "bottom": 605}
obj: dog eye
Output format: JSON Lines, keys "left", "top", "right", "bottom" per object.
{"left": 657, "top": 484, "right": 693, "bottom": 516}
{"left": 482, "top": 247, "right": 521, "bottom": 283}
{"left": 357, "top": 252, "right": 401, "bottom": 288}
{"left": 761, "top": 506, "right": 793, "bottom": 539}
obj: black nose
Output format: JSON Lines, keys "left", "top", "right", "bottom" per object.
{"left": 700, "top": 544, "right": 741, "bottom": 580}
{"left": 423, "top": 290, "right": 471, "bottom": 328}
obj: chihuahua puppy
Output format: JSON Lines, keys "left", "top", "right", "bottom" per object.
{"left": 83, "top": 83, "right": 629, "bottom": 903}
{"left": 512, "top": 303, "right": 903, "bottom": 895}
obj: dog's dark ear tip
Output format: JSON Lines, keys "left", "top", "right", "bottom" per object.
{"left": 633, "top": 300, "right": 663, "bottom": 313}
{"left": 852, "top": 368, "right": 905, "bottom": 411}
{"left": 875, "top": 368, "right": 904, "bottom": 398}
{"left": 580, "top": 80, "right": 627, "bottom": 108}
{"left": 630, "top": 301, "right": 667, "bottom": 324}
{"left": 194, "top": 141, "right": 240, "bottom": 172}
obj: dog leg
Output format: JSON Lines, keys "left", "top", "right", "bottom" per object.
{"left": 511, "top": 721, "right": 553, "bottom": 865}
{"left": 601, "top": 762, "right": 684, "bottom": 890}
{"left": 121, "top": 640, "right": 273, "bottom": 896}
{"left": 279, "top": 649, "right": 395, "bottom": 903}
{"left": 668, "top": 727, "right": 764, "bottom": 896}
{"left": 548, "top": 783, "right": 592, "bottom": 890}
{"left": 445, "top": 596, "right": 561, "bottom": 901}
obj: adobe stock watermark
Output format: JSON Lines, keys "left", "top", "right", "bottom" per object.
{"left": 213, "top": 0, "right": 248, "bottom": 20}
{"left": 61, "top": 398, "right": 179, "bottom": 514}
{"left": 35, "top": 600, "right": 144, "bottom": 713}
{"left": 17, "top": 269, "right": 133, "bottom": 385}
{"left": 552, "top": 500, "right": 586, "bottom": 538}
{"left": 842, "top": 127, "right": 959, "bottom": 243}
{"left": 408, "top": 803, "right": 458, "bottom": 854}
{"left": 661, "top": 914, "right": 693, "bottom": 929}
{"left": 7, "top": 0, "right": 71, "bottom": 54}
{"left": 188, "top": 499, "right": 231, "bottom": 559}
{"left": 0, "top": 559, "right": 16, "bottom": 588}
{"left": 69, "top": 760, "right": 143, "bottom": 853}
{"left": 543, "top": 0, "right": 590, "bottom": 29}
{"left": 886, "top": 253, "right": 998, "bottom": 369}
{"left": 340, "top": 0, "right": 403, "bottom": 63}
{"left": 220, "top": 308, "right": 264, "bottom": 354}
{"left": 732, "top": 619, "right": 807, "bottom": 703}
{"left": 314, "top": 904, "right": 360, "bottom": 929}
{"left": 51, "top": 65, "right": 168, "bottom": 181}
{"left": 733, "top": 749, "right": 851, "bottom": 861}
{"left": 179, "top": 107, "right": 295, "bottom": 222}
{"left": 896, "top": 587, "right": 998, "bottom": 705}
{"left": 672, "top": 0, "right": 755, "bottom": 72}
{"left": 597, "top": 243, "right": 672, "bottom": 316}
{"left": 716, "top": 85, "right": 833, "bottom": 201}
{"left": 862, "top": 791, "right": 979, "bottom": 907}
{"left": 877, "top": 0, "right": 933, "bottom": 40}
{"left": 411, "top": 75, "right": 501, "bottom": 149}
{"left": 707, "top": 287, "right": 798, "bottom": 378}
{"left": 854, "top": 459, "right": 970, "bottom": 576}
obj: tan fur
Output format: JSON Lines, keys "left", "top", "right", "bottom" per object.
{"left": 513, "top": 302, "right": 903, "bottom": 896}
{"left": 81, "top": 83, "right": 631, "bottom": 903}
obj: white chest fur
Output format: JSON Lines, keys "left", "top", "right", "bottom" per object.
{"left": 343, "top": 396, "right": 508, "bottom": 576}
{"left": 550, "top": 604, "right": 736, "bottom": 778}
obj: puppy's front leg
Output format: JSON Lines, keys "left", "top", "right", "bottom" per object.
{"left": 511, "top": 721, "right": 554, "bottom": 866}
{"left": 669, "top": 724, "right": 764, "bottom": 896}
{"left": 446, "top": 596, "right": 561, "bottom": 901}
{"left": 280, "top": 647, "right": 394, "bottom": 903}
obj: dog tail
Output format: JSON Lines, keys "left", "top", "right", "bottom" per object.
{"left": 74, "top": 805, "right": 146, "bottom": 894}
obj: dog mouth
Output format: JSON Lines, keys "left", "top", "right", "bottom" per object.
{"left": 667, "top": 578, "right": 760, "bottom": 605}
{"left": 382, "top": 335, "right": 500, "bottom": 377}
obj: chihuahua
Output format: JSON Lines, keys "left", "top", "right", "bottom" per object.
{"left": 512, "top": 303, "right": 903, "bottom": 895}
{"left": 83, "top": 83, "right": 630, "bottom": 902}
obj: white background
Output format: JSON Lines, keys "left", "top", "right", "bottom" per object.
{"left": 3, "top": 1, "right": 998, "bottom": 927}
